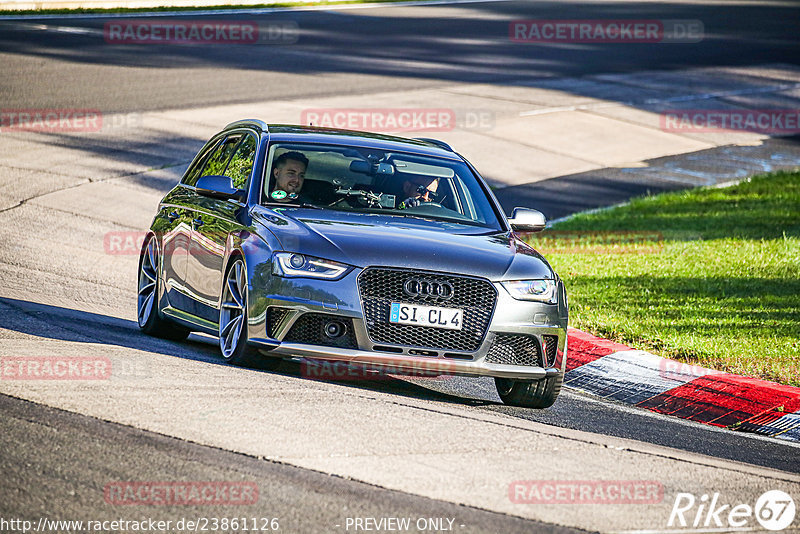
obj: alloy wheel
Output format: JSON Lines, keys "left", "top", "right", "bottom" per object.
{"left": 220, "top": 259, "right": 247, "bottom": 359}
{"left": 137, "top": 237, "right": 158, "bottom": 328}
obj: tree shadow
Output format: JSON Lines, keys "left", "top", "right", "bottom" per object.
{"left": 2, "top": 1, "right": 799, "bottom": 112}
{"left": 3, "top": 2, "right": 799, "bottom": 81}
{"left": 495, "top": 136, "right": 800, "bottom": 220}
{"left": 3, "top": 1, "right": 800, "bottom": 217}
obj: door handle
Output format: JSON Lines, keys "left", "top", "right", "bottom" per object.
{"left": 192, "top": 217, "right": 204, "bottom": 229}
{"left": 167, "top": 211, "right": 179, "bottom": 222}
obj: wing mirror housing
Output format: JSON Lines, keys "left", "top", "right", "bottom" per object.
{"left": 508, "top": 207, "right": 547, "bottom": 232}
{"left": 195, "top": 175, "right": 245, "bottom": 202}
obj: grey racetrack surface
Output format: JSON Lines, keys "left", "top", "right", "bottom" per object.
{"left": 1, "top": 1, "right": 800, "bottom": 532}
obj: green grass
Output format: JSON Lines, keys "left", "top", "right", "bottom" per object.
{"left": 0, "top": 0, "right": 425, "bottom": 15}
{"left": 524, "top": 170, "right": 800, "bottom": 387}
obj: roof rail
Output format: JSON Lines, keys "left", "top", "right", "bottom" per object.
{"left": 414, "top": 137, "right": 454, "bottom": 152}
{"left": 224, "top": 119, "right": 268, "bottom": 132}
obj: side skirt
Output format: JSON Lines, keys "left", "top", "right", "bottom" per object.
{"left": 162, "top": 306, "right": 219, "bottom": 336}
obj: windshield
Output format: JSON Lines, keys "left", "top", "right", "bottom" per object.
{"left": 261, "top": 142, "right": 503, "bottom": 230}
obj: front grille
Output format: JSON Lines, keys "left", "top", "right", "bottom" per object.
{"left": 358, "top": 268, "right": 497, "bottom": 352}
{"left": 284, "top": 313, "right": 357, "bottom": 349}
{"left": 542, "top": 334, "right": 559, "bottom": 367}
{"left": 266, "top": 306, "right": 293, "bottom": 338}
{"left": 485, "top": 334, "right": 542, "bottom": 366}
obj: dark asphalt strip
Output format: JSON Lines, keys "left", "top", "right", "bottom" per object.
{"left": 1, "top": 1, "right": 799, "bottom": 113}
{"left": 0, "top": 393, "right": 587, "bottom": 534}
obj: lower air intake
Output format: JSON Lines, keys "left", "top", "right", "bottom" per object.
{"left": 485, "top": 334, "right": 542, "bottom": 367}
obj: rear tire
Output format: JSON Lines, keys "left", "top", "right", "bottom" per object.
{"left": 137, "top": 235, "right": 190, "bottom": 341}
{"left": 495, "top": 374, "right": 563, "bottom": 408}
{"left": 219, "top": 257, "right": 281, "bottom": 371}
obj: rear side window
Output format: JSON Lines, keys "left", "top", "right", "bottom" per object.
{"left": 201, "top": 134, "right": 242, "bottom": 178}
{"left": 225, "top": 134, "right": 257, "bottom": 190}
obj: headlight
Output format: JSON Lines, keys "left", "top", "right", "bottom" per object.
{"left": 272, "top": 252, "right": 350, "bottom": 280}
{"left": 501, "top": 280, "right": 557, "bottom": 304}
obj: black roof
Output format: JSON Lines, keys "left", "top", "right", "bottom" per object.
{"left": 222, "top": 120, "right": 458, "bottom": 159}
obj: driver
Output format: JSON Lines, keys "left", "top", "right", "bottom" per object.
{"left": 398, "top": 176, "right": 439, "bottom": 209}
{"left": 269, "top": 151, "right": 308, "bottom": 203}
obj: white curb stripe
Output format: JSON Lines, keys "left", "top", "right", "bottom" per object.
{"left": 768, "top": 413, "right": 800, "bottom": 441}
{"left": 564, "top": 350, "right": 720, "bottom": 405}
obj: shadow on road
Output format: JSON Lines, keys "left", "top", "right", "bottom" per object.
{"left": 2, "top": 2, "right": 799, "bottom": 93}
{"left": 3, "top": 1, "right": 800, "bottom": 217}
{"left": 0, "top": 296, "right": 493, "bottom": 407}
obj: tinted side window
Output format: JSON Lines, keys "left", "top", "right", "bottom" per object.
{"left": 201, "top": 134, "right": 242, "bottom": 178}
{"left": 182, "top": 138, "right": 221, "bottom": 186}
{"left": 225, "top": 135, "right": 257, "bottom": 190}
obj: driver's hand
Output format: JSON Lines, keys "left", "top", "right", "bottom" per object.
{"left": 399, "top": 197, "right": 420, "bottom": 209}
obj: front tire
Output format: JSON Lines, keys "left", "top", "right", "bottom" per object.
{"left": 219, "top": 257, "right": 281, "bottom": 370}
{"left": 495, "top": 374, "right": 563, "bottom": 408}
{"left": 137, "top": 235, "right": 190, "bottom": 341}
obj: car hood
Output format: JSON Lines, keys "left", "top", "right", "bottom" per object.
{"left": 252, "top": 207, "right": 554, "bottom": 280}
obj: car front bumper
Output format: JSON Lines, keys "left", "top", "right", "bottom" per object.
{"left": 247, "top": 267, "right": 568, "bottom": 380}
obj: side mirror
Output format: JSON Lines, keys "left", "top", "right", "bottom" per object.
{"left": 508, "top": 207, "right": 546, "bottom": 232}
{"left": 195, "top": 175, "right": 245, "bottom": 202}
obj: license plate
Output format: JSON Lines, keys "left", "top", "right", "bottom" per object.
{"left": 389, "top": 302, "right": 463, "bottom": 330}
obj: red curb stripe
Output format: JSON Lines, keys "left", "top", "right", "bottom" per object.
{"left": 636, "top": 373, "right": 800, "bottom": 428}
{"left": 565, "top": 329, "right": 631, "bottom": 372}
{"left": 564, "top": 329, "right": 800, "bottom": 441}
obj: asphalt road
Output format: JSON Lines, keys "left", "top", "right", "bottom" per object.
{"left": 2, "top": 0, "right": 800, "bottom": 532}
{"left": 4, "top": 295, "right": 799, "bottom": 477}
{"left": 0, "top": 393, "right": 581, "bottom": 534}
{"left": 495, "top": 135, "right": 800, "bottom": 220}
{"left": 1, "top": 0, "right": 800, "bottom": 112}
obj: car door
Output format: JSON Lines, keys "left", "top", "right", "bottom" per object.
{"left": 158, "top": 137, "right": 221, "bottom": 313}
{"left": 184, "top": 132, "right": 256, "bottom": 324}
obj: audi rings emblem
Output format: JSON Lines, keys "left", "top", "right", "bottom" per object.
{"left": 403, "top": 278, "right": 455, "bottom": 301}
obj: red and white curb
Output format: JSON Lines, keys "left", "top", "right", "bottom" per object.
{"left": 564, "top": 328, "right": 800, "bottom": 443}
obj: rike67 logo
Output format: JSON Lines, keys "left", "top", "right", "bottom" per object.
{"left": 669, "top": 490, "right": 796, "bottom": 531}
